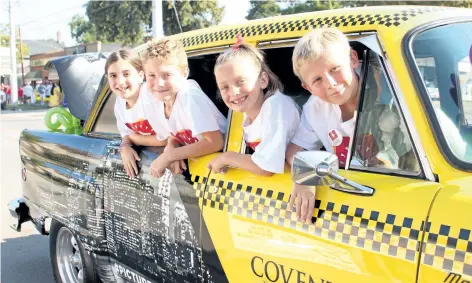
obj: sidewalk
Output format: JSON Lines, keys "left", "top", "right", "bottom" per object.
{"left": 1, "top": 104, "right": 50, "bottom": 114}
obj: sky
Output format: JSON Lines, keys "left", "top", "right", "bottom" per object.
{"left": 0, "top": 0, "right": 250, "bottom": 47}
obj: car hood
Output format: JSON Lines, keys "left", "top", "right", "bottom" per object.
{"left": 44, "top": 53, "right": 108, "bottom": 121}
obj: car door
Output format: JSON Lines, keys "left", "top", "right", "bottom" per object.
{"left": 89, "top": 92, "right": 211, "bottom": 283}
{"left": 199, "top": 46, "right": 442, "bottom": 282}
{"left": 407, "top": 21, "right": 472, "bottom": 283}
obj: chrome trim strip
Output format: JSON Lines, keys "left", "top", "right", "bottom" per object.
{"left": 257, "top": 31, "right": 378, "bottom": 48}
{"left": 383, "top": 58, "right": 436, "bottom": 182}
{"left": 223, "top": 109, "right": 233, "bottom": 152}
{"left": 186, "top": 45, "right": 231, "bottom": 55}
{"left": 349, "top": 164, "right": 423, "bottom": 178}
{"left": 44, "top": 217, "right": 52, "bottom": 234}
{"left": 239, "top": 138, "right": 247, "bottom": 154}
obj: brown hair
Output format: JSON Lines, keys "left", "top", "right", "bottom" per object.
{"left": 140, "top": 38, "right": 188, "bottom": 70}
{"left": 105, "top": 49, "right": 143, "bottom": 75}
{"left": 214, "top": 43, "right": 283, "bottom": 97}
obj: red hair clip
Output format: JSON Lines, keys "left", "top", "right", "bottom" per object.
{"left": 232, "top": 34, "right": 244, "bottom": 50}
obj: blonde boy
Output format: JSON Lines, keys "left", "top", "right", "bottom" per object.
{"left": 286, "top": 28, "right": 360, "bottom": 223}
{"left": 141, "top": 39, "right": 227, "bottom": 178}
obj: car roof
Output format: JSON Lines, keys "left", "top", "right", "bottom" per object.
{"left": 134, "top": 5, "right": 472, "bottom": 54}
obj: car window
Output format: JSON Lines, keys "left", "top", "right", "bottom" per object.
{"left": 409, "top": 21, "right": 472, "bottom": 167}
{"left": 187, "top": 53, "right": 229, "bottom": 118}
{"left": 91, "top": 91, "right": 119, "bottom": 136}
{"left": 350, "top": 51, "right": 421, "bottom": 175}
{"left": 416, "top": 57, "right": 440, "bottom": 102}
{"left": 457, "top": 55, "right": 472, "bottom": 126}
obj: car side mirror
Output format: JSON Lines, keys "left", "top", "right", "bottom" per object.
{"left": 291, "top": 151, "right": 375, "bottom": 196}
{"left": 291, "top": 151, "right": 338, "bottom": 186}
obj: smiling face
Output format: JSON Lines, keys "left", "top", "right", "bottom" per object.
{"left": 299, "top": 43, "right": 359, "bottom": 106}
{"left": 215, "top": 57, "right": 268, "bottom": 114}
{"left": 107, "top": 59, "right": 144, "bottom": 100}
{"left": 144, "top": 58, "right": 188, "bottom": 102}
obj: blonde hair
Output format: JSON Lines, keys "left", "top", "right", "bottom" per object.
{"left": 292, "top": 28, "right": 350, "bottom": 79}
{"left": 140, "top": 38, "right": 188, "bottom": 70}
{"left": 215, "top": 43, "right": 283, "bottom": 98}
{"left": 105, "top": 49, "right": 142, "bottom": 75}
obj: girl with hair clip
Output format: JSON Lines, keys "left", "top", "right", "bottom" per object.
{"left": 106, "top": 49, "right": 167, "bottom": 178}
{"left": 208, "top": 35, "right": 301, "bottom": 176}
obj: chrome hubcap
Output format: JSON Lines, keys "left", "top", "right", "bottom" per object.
{"left": 56, "top": 227, "right": 84, "bottom": 283}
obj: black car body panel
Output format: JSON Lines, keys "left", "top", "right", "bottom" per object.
{"left": 18, "top": 129, "right": 217, "bottom": 282}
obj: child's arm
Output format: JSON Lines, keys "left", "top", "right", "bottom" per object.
{"left": 208, "top": 152, "right": 273, "bottom": 177}
{"left": 286, "top": 142, "right": 316, "bottom": 224}
{"left": 285, "top": 142, "right": 304, "bottom": 167}
{"left": 150, "top": 130, "right": 223, "bottom": 177}
{"left": 120, "top": 135, "right": 141, "bottom": 178}
{"left": 166, "top": 130, "right": 223, "bottom": 160}
{"left": 128, "top": 133, "right": 167, "bottom": 147}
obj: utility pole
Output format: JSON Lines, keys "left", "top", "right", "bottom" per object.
{"left": 9, "top": 0, "right": 18, "bottom": 104}
{"left": 152, "top": 0, "right": 164, "bottom": 40}
{"left": 18, "top": 26, "right": 25, "bottom": 86}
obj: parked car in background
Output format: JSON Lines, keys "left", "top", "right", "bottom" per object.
{"left": 8, "top": 5, "right": 472, "bottom": 283}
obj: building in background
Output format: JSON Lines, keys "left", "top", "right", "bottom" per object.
{"left": 64, "top": 42, "right": 124, "bottom": 56}
{"left": 0, "top": 47, "right": 30, "bottom": 86}
{"left": 2, "top": 29, "right": 129, "bottom": 86}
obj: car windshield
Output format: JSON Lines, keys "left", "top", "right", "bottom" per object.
{"left": 410, "top": 21, "right": 472, "bottom": 167}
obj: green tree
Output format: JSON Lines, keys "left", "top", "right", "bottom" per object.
{"left": 0, "top": 24, "right": 30, "bottom": 61}
{"left": 69, "top": 15, "right": 100, "bottom": 44}
{"left": 163, "top": 0, "right": 224, "bottom": 36}
{"left": 281, "top": 0, "right": 342, "bottom": 15}
{"left": 245, "top": 0, "right": 472, "bottom": 20}
{"left": 70, "top": 0, "right": 224, "bottom": 46}
{"left": 246, "top": 0, "right": 281, "bottom": 20}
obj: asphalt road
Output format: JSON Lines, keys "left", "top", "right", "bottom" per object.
{"left": 1, "top": 110, "right": 55, "bottom": 283}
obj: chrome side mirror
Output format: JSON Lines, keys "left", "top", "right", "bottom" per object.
{"left": 291, "top": 151, "right": 338, "bottom": 186}
{"left": 292, "top": 151, "right": 375, "bottom": 196}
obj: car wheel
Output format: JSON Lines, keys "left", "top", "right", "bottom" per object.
{"left": 49, "top": 220, "right": 99, "bottom": 283}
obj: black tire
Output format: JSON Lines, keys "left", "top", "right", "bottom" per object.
{"left": 49, "top": 220, "right": 100, "bottom": 283}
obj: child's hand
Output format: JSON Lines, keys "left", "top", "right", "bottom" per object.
{"left": 150, "top": 154, "right": 171, "bottom": 178}
{"left": 288, "top": 183, "right": 316, "bottom": 224}
{"left": 207, "top": 153, "right": 229, "bottom": 174}
{"left": 169, "top": 160, "right": 187, "bottom": 175}
{"left": 120, "top": 146, "right": 141, "bottom": 178}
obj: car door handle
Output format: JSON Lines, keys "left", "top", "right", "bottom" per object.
{"left": 329, "top": 173, "right": 375, "bottom": 196}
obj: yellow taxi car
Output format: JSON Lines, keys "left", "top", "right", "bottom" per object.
{"left": 11, "top": 5, "right": 471, "bottom": 283}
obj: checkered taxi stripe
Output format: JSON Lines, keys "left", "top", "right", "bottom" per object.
{"left": 191, "top": 176, "right": 472, "bottom": 277}
{"left": 181, "top": 7, "right": 443, "bottom": 48}
{"left": 421, "top": 222, "right": 472, "bottom": 276}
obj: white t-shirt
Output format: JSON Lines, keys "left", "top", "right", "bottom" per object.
{"left": 23, "top": 85, "right": 33, "bottom": 98}
{"left": 114, "top": 86, "right": 161, "bottom": 138}
{"left": 292, "top": 96, "right": 356, "bottom": 167}
{"left": 46, "top": 84, "right": 53, "bottom": 96}
{"left": 436, "top": 108, "right": 470, "bottom": 161}
{"left": 243, "top": 91, "right": 300, "bottom": 174}
{"left": 146, "top": 79, "right": 227, "bottom": 145}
